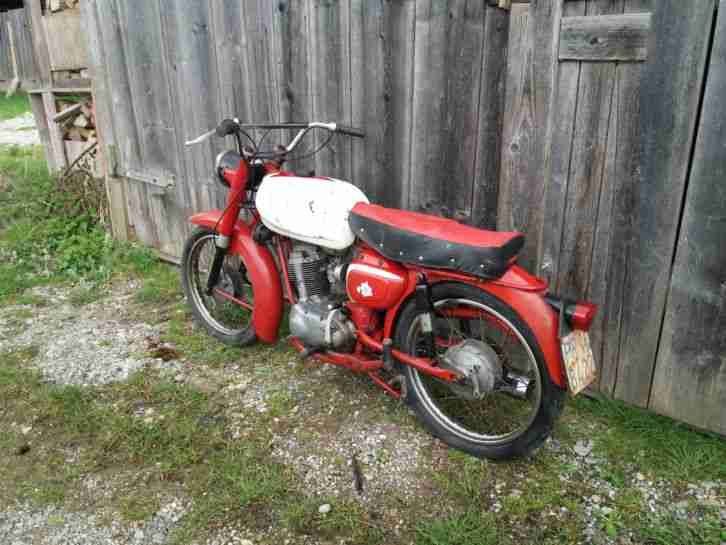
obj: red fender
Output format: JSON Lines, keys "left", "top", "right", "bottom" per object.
{"left": 383, "top": 265, "right": 566, "bottom": 389}
{"left": 190, "top": 211, "right": 283, "bottom": 344}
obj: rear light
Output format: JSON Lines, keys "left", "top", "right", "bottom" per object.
{"left": 543, "top": 295, "right": 598, "bottom": 332}
{"left": 566, "top": 302, "right": 597, "bottom": 331}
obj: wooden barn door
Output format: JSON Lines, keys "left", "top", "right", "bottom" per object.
{"left": 499, "top": 0, "right": 654, "bottom": 397}
{"left": 648, "top": 1, "right": 726, "bottom": 434}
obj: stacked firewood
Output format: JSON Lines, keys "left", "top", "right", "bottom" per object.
{"left": 53, "top": 99, "right": 97, "bottom": 144}
{"left": 48, "top": 0, "right": 80, "bottom": 12}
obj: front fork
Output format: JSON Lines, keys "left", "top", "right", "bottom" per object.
{"left": 205, "top": 234, "right": 230, "bottom": 295}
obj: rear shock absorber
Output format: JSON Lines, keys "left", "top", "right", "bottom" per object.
{"left": 415, "top": 276, "right": 436, "bottom": 357}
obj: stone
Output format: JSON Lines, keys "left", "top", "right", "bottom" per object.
{"left": 318, "top": 504, "right": 331, "bottom": 515}
{"left": 573, "top": 440, "right": 593, "bottom": 457}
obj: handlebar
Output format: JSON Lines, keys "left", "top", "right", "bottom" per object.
{"left": 184, "top": 120, "right": 365, "bottom": 154}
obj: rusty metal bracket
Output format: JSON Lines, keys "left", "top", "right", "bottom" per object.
{"left": 126, "top": 169, "right": 175, "bottom": 191}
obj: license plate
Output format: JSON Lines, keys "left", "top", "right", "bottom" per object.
{"left": 561, "top": 330, "right": 596, "bottom": 395}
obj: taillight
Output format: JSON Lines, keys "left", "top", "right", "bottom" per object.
{"left": 566, "top": 302, "right": 597, "bottom": 331}
{"left": 544, "top": 295, "right": 598, "bottom": 332}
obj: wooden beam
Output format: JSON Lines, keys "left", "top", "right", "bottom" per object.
{"left": 51, "top": 102, "right": 82, "bottom": 123}
{"left": 560, "top": 14, "right": 651, "bottom": 62}
{"left": 23, "top": 0, "right": 51, "bottom": 85}
{"left": 533, "top": 0, "right": 565, "bottom": 281}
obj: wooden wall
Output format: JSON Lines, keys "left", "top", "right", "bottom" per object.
{"left": 84, "top": 0, "right": 510, "bottom": 262}
{"left": 0, "top": 8, "right": 38, "bottom": 86}
{"left": 84, "top": 0, "right": 726, "bottom": 434}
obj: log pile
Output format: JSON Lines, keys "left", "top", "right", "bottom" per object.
{"left": 55, "top": 98, "right": 96, "bottom": 144}
{"left": 49, "top": 0, "right": 80, "bottom": 13}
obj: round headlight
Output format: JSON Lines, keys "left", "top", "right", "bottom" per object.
{"left": 215, "top": 150, "right": 242, "bottom": 188}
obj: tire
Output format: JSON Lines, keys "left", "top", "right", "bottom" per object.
{"left": 394, "top": 282, "right": 565, "bottom": 460}
{"left": 181, "top": 227, "right": 257, "bottom": 347}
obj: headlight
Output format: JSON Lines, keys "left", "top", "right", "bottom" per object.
{"left": 215, "top": 150, "right": 242, "bottom": 188}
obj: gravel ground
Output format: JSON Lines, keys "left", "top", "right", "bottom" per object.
{"left": 0, "top": 113, "right": 40, "bottom": 147}
{"left": 0, "top": 283, "right": 163, "bottom": 385}
{"left": 1, "top": 280, "right": 725, "bottom": 544}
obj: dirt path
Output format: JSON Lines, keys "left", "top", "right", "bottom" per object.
{"left": 0, "top": 112, "right": 40, "bottom": 147}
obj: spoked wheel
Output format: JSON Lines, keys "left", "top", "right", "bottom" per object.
{"left": 181, "top": 227, "right": 257, "bottom": 346}
{"left": 395, "top": 282, "right": 565, "bottom": 460}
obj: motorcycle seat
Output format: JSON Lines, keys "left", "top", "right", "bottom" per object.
{"left": 349, "top": 203, "right": 524, "bottom": 279}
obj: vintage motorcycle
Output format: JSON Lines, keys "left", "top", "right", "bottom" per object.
{"left": 182, "top": 119, "right": 597, "bottom": 460}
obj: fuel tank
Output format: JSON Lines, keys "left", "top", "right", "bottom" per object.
{"left": 256, "top": 174, "right": 369, "bottom": 251}
{"left": 346, "top": 247, "right": 408, "bottom": 310}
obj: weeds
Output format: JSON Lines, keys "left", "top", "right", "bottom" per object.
{"left": 0, "top": 92, "right": 31, "bottom": 121}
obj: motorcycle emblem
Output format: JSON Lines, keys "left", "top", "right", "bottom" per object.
{"left": 356, "top": 281, "right": 373, "bottom": 298}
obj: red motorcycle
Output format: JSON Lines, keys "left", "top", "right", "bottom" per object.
{"left": 181, "top": 119, "right": 597, "bottom": 460}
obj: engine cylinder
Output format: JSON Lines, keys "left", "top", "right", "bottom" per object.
{"left": 287, "top": 244, "right": 329, "bottom": 300}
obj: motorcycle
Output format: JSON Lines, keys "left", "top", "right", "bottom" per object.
{"left": 182, "top": 119, "right": 598, "bottom": 460}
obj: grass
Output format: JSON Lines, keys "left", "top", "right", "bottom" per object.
{"left": 571, "top": 395, "right": 726, "bottom": 482}
{"left": 0, "top": 91, "right": 31, "bottom": 121}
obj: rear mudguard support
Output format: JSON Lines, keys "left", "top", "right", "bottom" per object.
{"left": 190, "top": 211, "right": 283, "bottom": 343}
{"left": 384, "top": 265, "right": 567, "bottom": 389}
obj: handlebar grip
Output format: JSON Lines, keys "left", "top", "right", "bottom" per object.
{"left": 216, "top": 118, "right": 239, "bottom": 137}
{"left": 336, "top": 125, "right": 365, "bottom": 138}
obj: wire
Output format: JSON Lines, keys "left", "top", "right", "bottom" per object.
{"left": 285, "top": 129, "right": 335, "bottom": 162}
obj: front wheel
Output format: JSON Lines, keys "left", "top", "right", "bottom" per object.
{"left": 394, "top": 282, "right": 565, "bottom": 460}
{"left": 181, "top": 227, "right": 257, "bottom": 347}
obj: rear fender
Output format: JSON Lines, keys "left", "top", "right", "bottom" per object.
{"left": 190, "top": 211, "right": 283, "bottom": 344}
{"left": 383, "top": 265, "right": 566, "bottom": 388}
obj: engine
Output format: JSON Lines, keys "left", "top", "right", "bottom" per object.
{"left": 287, "top": 244, "right": 356, "bottom": 351}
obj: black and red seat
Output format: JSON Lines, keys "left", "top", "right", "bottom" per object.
{"left": 349, "top": 203, "right": 524, "bottom": 279}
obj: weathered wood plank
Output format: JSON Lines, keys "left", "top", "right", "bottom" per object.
{"left": 82, "top": 0, "right": 129, "bottom": 240}
{"left": 42, "top": 91, "right": 66, "bottom": 170}
{"left": 437, "top": 0, "right": 486, "bottom": 223}
{"left": 648, "top": 0, "right": 726, "bottom": 434}
{"left": 497, "top": 4, "right": 535, "bottom": 266}
{"left": 615, "top": 0, "right": 717, "bottom": 407}
{"left": 471, "top": 5, "right": 509, "bottom": 229}
{"left": 559, "top": 13, "right": 651, "bottom": 62}
{"left": 42, "top": 10, "right": 89, "bottom": 70}
{"left": 408, "top": 0, "right": 450, "bottom": 216}
{"left": 386, "top": 0, "right": 416, "bottom": 208}
{"left": 0, "top": 14, "right": 11, "bottom": 81}
{"left": 28, "top": 93, "right": 53, "bottom": 170}
{"left": 350, "top": 0, "right": 389, "bottom": 202}
{"left": 308, "top": 0, "right": 352, "bottom": 180}
{"left": 538, "top": 0, "right": 584, "bottom": 284}
{"left": 160, "top": 0, "right": 224, "bottom": 256}
{"left": 278, "top": 0, "right": 315, "bottom": 176}
{"left": 591, "top": 0, "right": 651, "bottom": 394}
{"left": 23, "top": 0, "right": 51, "bottom": 85}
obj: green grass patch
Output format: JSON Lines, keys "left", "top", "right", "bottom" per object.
{"left": 0, "top": 92, "right": 31, "bottom": 120}
{"left": 281, "top": 497, "right": 384, "bottom": 545}
{"left": 416, "top": 511, "right": 502, "bottom": 545}
{"left": 572, "top": 395, "right": 726, "bottom": 481}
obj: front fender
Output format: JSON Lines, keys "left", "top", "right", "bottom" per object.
{"left": 190, "top": 211, "right": 283, "bottom": 344}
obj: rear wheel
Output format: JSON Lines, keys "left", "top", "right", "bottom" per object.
{"left": 181, "top": 227, "right": 257, "bottom": 347}
{"left": 394, "top": 282, "right": 565, "bottom": 460}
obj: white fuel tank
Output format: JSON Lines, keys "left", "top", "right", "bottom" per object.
{"left": 256, "top": 175, "right": 369, "bottom": 250}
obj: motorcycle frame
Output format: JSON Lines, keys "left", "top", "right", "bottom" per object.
{"left": 190, "top": 160, "right": 569, "bottom": 396}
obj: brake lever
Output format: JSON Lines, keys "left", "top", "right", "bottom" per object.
{"left": 185, "top": 128, "right": 216, "bottom": 146}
